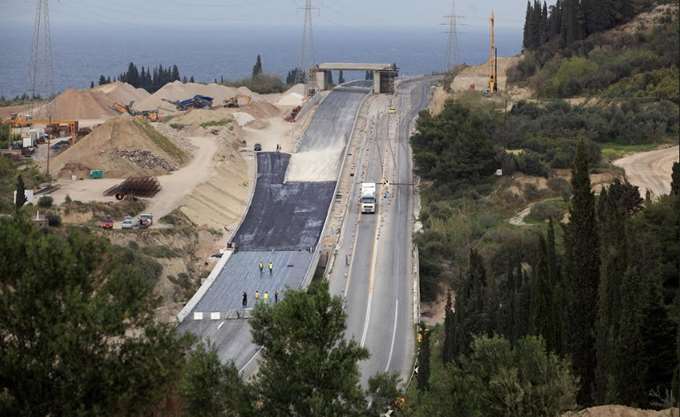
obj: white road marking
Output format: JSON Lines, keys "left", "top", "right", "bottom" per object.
{"left": 360, "top": 196, "right": 382, "bottom": 348}
{"left": 217, "top": 321, "right": 225, "bottom": 330}
{"left": 239, "top": 346, "right": 263, "bottom": 375}
{"left": 384, "top": 298, "right": 399, "bottom": 373}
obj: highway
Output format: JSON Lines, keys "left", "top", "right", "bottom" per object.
{"left": 327, "top": 77, "right": 436, "bottom": 385}
{"left": 178, "top": 84, "right": 371, "bottom": 375}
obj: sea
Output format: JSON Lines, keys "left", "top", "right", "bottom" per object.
{"left": 0, "top": 25, "right": 522, "bottom": 98}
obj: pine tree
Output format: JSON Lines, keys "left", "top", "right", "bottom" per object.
{"left": 98, "top": 75, "right": 106, "bottom": 86}
{"left": 90, "top": 81, "right": 94, "bottom": 89}
{"left": 417, "top": 323, "right": 430, "bottom": 391}
{"left": 442, "top": 291, "right": 456, "bottom": 364}
{"left": 565, "top": 140, "right": 600, "bottom": 405}
{"left": 15, "top": 175, "right": 26, "bottom": 210}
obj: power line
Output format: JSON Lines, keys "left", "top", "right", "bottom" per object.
{"left": 442, "top": 0, "right": 463, "bottom": 72}
{"left": 298, "top": 0, "right": 317, "bottom": 83}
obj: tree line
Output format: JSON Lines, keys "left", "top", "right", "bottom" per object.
{"left": 95, "top": 62, "right": 193, "bottom": 94}
{"left": 523, "top": 0, "right": 636, "bottom": 49}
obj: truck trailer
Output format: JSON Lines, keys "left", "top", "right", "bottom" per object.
{"left": 360, "top": 182, "right": 377, "bottom": 214}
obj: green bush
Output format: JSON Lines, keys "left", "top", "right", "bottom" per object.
{"left": 46, "top": 213, "right": 61, "bottom": 227}
{"left": 527, "top": 199, "right": 566, "bottom": 223}
{"left": 37, "top": 196, "right": 53, "bottom": 208}
{"left": 223, "top": 74, "right": 286, "bottom": 94}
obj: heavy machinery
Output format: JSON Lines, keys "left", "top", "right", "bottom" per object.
{"left": 111, "top": 102, "right": 160, "bottom": 122}
{"left": 164, "top": 95, "right": 214, "bottom": 111}
{"left": 3, "top": 114, "right": 79, "bottom": 140}
{"left": 487, "top": 11, "right": 499, "bottom": 94}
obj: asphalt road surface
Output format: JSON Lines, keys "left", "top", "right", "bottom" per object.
{"left": 328, "top": 77, "right": 437, "bottom": 386}
{"left": 234, "top": 152, "right": 335, "bottom": 251}
{"left": 179, "top": 86, "right": 370, "bottom": 375}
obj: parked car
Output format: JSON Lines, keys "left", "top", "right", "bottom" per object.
{"left": 388, "top": 106, "right": 397, "bottom": 114}
{"left": 254, "top": 143, "right": 262, "bottom": 152}
{"left": 100, "top": 218, "right": 114, "bottom": 230}
{"left": 121, "top": 216, "right": 134, "bottom": 230}
{"left": 138, "top": 213, "right": 153, "bottom": 228}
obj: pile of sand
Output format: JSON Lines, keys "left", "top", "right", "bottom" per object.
{"left": 92, "top": 81, "right": 150, "bottom": 105}
{"left": 40, "top": 89, "right": 118, "bottom": 120}
{"left": 232, "top": 112, "right": 255, "bottom": 127}
{"left": 51, "top": 117, "right": 187, "bottom": 178}
{"left": 277, "top": 92, "right": 304, "bottom": 107}
{"left": 133, "top": 81, "right": 240, "bottom": 112}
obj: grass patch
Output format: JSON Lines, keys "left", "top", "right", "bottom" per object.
{"left": 600, "top": 142, "right": 664, "bottom": 161}
{"left": 160, "top": 208, "right": 195, "bottom": 227}
{"left": 200, "top": 119, "right": 231, "bottom": 129}
{"left": 169, "top": 123, "right": 186, "bottom": 130}
{"left": 133, "top": 119, "right": 188, "bottom": 164}
{"left": 62, "top": 199, "right": 147, "bottom": 221}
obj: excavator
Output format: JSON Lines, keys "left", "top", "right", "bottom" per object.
{"left": 111, "top": 101, "right": 160, "bottom": 122}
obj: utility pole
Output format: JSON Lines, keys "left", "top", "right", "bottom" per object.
{"left": 298, "top": 0, "right": 316, "bottom": 85}
{"left": 30, "top": 0, "right": 55, "bottom": 177}
{"left": 442, "top": 0, "right": 462, "bottom": 73}
{"left": 488, "top": 10, "right": 498, "bottom": 93}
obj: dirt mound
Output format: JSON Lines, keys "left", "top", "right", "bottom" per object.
{"left": 607, "top": 3, "right": 678, "bottom": 36}
{"left": 38, "top": 89, "right": 118, "bottom": 120}
{"left": 133, "top": 81, "right": 240, "bottom": 112}
{"left": 240, "top": 101, "right": 280, "bottom": 119}
{"left": 51, "top": 117, "right": 187, "bottom": 178}
{"left": 452, "top": 56, "right": 521, "bottom": 92}
{"left": 563, "top": 406, "right": 678, "bottom": 417}
{"left": 93, "top": 82, "right": 150, "bottom": 105}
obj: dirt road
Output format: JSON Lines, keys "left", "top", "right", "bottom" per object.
{"left": 145, "top": 136, "right": 219, "bottom": 219}
{"left": 51, "top": 136, "right": 219, "bottom": 218}
{"left": 614, "top": 145, "right": 679, "bottom": 198}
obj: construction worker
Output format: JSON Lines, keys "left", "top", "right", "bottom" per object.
{"left": 263, "top": 291, "right": 269, "bottom": 304}
{"left": 258, "top": 261, "right": 264, "bottom": 274}
{"left": 242, "top": 291, "right": 248, "bottom": 308}
{"left": 255, "top": 290, "right": 260, "bottom": 304}
{"left": 268, "top": 261, "right": 273, "bottom": 274}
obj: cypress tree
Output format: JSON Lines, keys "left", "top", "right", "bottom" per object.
{"left": 565, "top": 139, "right": 600, "bottom": 405}
{"left": 90, "top": 81, "right": 94, "bottom": 89}
{"left": 549, "top": 1, "right": 563, "bottom": 39}
{"left": 671, "top": 162, "right": 680, "bottom": 197}
{"left": 252, "top": 55, "right": 263, "bottom": 78}
{"left": 417, "top": 323, "right": 430, "bottom": 391}
{"left": 523, "top": 1, "right": 532, "bottom": 49}
{"left": 541, "top": 2, "right": 549, "bottom": 44}
{"left": 529, "top": 234, "right": 556, "bottom": 349}
{"left": 442, "top": 291, "right": 456, "bottom": 364}
{"left": 595, "top": 187, "right": 628, "bottom": 402}
{"left": 15, "top": 175, "right": 26, "bottom": 210}
{"left": 98, "top": 75, "right": 106, "bottom": 86}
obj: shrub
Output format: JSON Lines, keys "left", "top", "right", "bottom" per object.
{"left": 37, "top": 196, "right": 53, "bottom": 208}
{"left": 46, "top": 213, "right": 62, "bottom": 227}
{"left": 527, "top": 199, "right": 566, "bottom": 223}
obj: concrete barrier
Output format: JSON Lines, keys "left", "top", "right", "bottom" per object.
{"left": 301, "top": 91, "right": 372, "bottom": 289}
{"left": 177, "top": 250, "right": 234, "bottom": 323}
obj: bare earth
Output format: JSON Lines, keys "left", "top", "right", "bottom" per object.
{"left": 614, "top": 146, "right": 679, "bottom": 199}
{"left": 564, "top": 406, "right": 679, "bottom": 417}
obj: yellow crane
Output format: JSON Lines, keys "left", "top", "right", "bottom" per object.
{"left": 488, "top": 11, "right": 498, "bottom": 94}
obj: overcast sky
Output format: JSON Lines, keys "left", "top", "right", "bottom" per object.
{"left": 1, "top": 0, "right": 528, "bottom": 31}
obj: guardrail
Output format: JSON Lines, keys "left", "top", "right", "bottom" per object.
{"left": 300, "top": 91, "right": 372, "bottom": 289}
{"left": 177, "top": 249, "right": 234, "bottom": 323}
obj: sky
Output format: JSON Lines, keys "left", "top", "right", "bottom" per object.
{"left": 0, "top": 0, "right": 529, "bottom": 31}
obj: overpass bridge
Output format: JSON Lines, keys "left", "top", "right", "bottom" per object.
{"left": 312, "top": 63, "right": 398, "bottom": 94}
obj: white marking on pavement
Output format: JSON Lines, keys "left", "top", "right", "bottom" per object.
{"left": 384, "top": 298, "right": 399, "bottom": 373}
{"left": 239, "top": 346, "right": 263, "bottom": 375}
{"left": 360, "top": 202, "right": 381, "bottom": 347}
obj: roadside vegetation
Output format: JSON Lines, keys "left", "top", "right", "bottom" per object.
{"left": 410, "top": 0, "right": 680, "bottom": 412}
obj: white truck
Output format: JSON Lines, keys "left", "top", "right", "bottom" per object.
{"left": 360, "top": 182, "right": 377, "bottom": 214}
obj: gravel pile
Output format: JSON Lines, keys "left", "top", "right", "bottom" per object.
{"left": 113, "top": 149, "right": 177, "bottom": 171}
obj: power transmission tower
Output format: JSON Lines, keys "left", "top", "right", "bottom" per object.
{"left": 30, "top": 0, "right": 55, "bottom": 120}
{"left": 298, "top": 0, "right": 317, "bottom": 84}
{"left": 442, "top": 0, "right": 463, "bottom": 72}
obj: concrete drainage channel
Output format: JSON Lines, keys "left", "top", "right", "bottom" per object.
{"left": 177, "top": 85, "right": 372, "bottom": 371}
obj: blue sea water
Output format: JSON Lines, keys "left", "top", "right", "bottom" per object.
{"left": 0, "top": 25, "right": 521, "bottom": 98}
